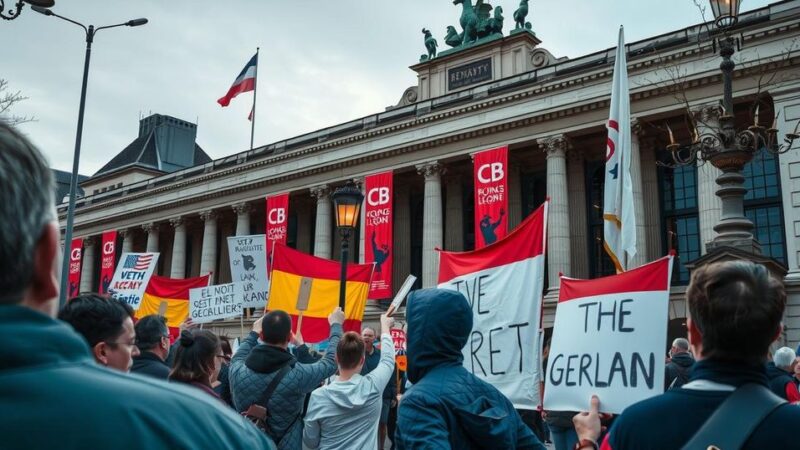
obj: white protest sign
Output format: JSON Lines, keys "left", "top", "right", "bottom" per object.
{"left": 544, "top": 256, "right": 673, "bottom": 414}
{"left": 189, "top": 283, "right": 244, "bottom": 324}
{"left": 437, "top": 204, "right": 547, "bottom": 410}
{"left": 386, "top": 275, "right": 416, "bottom": 316}
{"left": 227, "top": 235, "right": 269, "bottom": 309}
{"left": 107, "top": 252, "right": 159, "bottom": 310}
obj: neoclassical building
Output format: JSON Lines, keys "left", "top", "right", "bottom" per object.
{"left": 63, "top": 1, "right": 800, "bottom": 346}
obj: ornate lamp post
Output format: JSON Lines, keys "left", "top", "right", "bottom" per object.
{"left": 31, "top": 5, "right": 147, "bottom": 306}
{"left": 662, "top": 1, "right": 799, "bottom": 260}
{"left": 331, "top": 183, "right": 364, "bottom": 311}
{"left": 0, "top": 0, "right": 52, "bottom": 21}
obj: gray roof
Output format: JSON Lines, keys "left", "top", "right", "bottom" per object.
{"left": 92, "top": 129, "right": 211, "bottom": 178}
{"left": 52, "top": 169, "right": 87, "bottom": 204}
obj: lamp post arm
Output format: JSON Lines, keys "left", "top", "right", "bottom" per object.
{"left": 95, "top": 22, "right": 132, "bottom": 34}
{"left": 48, "top": 11, "right": 88, "bottom": 34}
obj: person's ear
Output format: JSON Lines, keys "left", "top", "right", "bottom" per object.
{"left": 25, "top": 222, "right": 60, "bottom": 316}
{"left": 93, "top": 342, "right": 109, "bottom": 366}
{"left": 687, "top": 318, "right": 702, "bottom": 357}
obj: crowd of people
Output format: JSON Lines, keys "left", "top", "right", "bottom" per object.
{"left": 3, "top": 122, "right": 800, "bottom": 450}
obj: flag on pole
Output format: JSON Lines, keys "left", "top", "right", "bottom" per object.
{"left": 217, "top": 53, "right": 258, "bottom": 107}
{"left": 134, "top": 274, "right": 211, "bottom": 343}
{"left": 603, "top": 26, "right": 636, "bottom": 272}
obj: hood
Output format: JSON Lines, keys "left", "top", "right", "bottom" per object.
{"left": 0, "top": 305, "right": 93, "bottom": 371}
{"left": 670, "top": 352, "right": 694, "bottom": 368}
{"left": 406, "top": 288, "right": 472, "bottom": 383}
{"left": 245, "top": 343, "right": 296, "bottom": 374}
{"left": 315, "top": 374, "right": 375, "bottom": 410}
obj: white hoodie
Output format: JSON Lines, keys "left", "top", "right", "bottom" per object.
{"left": 303, "top": 333, "right": 395, "bottom": 450}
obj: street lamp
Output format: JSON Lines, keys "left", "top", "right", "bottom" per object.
{"left": 331, "top": 183, "right": 364, "bottom": 310}
{"left": 0, "top": 0, "right": 52, "bottom": 21}
{"left": 661, "top": 1, "right": 799, "bottom": 259}
{"left": 32, "top": 5, "right": 147, "bottom": 307}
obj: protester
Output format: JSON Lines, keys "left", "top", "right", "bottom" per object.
{"left": 58, "top": 293, "right": 140, "bottom": 372}
{"left": 766, "top": 346, "right": 800, "bottom": 402}
{"left": 0, "top": 122, "right": 275, "bottom": 449}
{"left": 169, "top": 329, "right": 226, "bottom": 400}
{"left": 573, "top": 260, "right": 800, "bottom": 449}
{"left": 230, "top": 308, "right": 345, "bottom": 449}
{"left": 395, "top": 288, "right": 544, "bottom": 449}
{"left": 795, "top": 356, "right": 800, "bottom": 388}
{"left": 360, "top": 326, "right": 396, "bottom": 449}
{"left": 664, "top": 337, "right": 694, "bottom": 390}
{"left": 131, "top": 314, "right": 171, "bottom": 379}
{"left": 214, "top": 335, "right": 234, "bottom": 404}
{"left": 303, "top": 314, "right": 395, "bottom": 450}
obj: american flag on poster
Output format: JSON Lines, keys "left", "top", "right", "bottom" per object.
{"left": 123, "top": 254, "right": 154, "bottom": 270}
{"left": 108, "top": 252, "right": 160, "bottom": 310}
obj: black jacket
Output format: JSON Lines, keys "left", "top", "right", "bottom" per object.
{"left": 131, "top": 351, "right": 170, "bottom": 380}
{"left": 664, "top": 352, "right": 694, "bottom": 390}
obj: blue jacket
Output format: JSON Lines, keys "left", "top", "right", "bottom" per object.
{"left": 395, "top": 289, "right": 544, "bottom": 450}
{"left": 0, "top": 305, "right": 275, "bottom": 450}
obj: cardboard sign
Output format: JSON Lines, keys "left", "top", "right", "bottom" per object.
{"left": 543, "top": 256, "right": 673, "bottom": 414}
{"left": 227, "top": 235, "right": 269, "bottom": 309}
{"left": 438, "top": 203, "right": 547, "bottom": 410}
{"left": 390, "top": 328, "right": 406, "bottom": 353}
{"left": 107, "top": 252, "right": 159, "bottom": 309}
{"left": 386, "top": 275, "right": 416, "bottom": 316}
{"left": 189, "top": 283, "right": 244, "bottom": 324}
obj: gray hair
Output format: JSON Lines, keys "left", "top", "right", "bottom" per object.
{"left": 672, "top": 338, "right": 689, "bottom": 351}
{"left": 0, "top": 122, "right": 55, "bottom": 305}
{"left": 773, "top": 346, "right": 796, "bottom": 369}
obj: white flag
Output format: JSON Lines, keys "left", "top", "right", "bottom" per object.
{"left": 603, "top": 26, "right": 637, "bottom": 272}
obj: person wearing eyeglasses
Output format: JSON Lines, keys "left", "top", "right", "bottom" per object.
{"left": 169, "top": 329, "right": 226, "bottom": 401}
{"left": 131, "top": 314, "right": 171, "bottom": 379}
{"left": 58, "top": 293, "right": 140, "bottom": 372}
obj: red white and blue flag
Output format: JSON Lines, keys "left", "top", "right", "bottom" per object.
{"left": 217, "top": 53, "right": 258, "bottom": 107}
{"left": 437, "top": 201, "right": 548, "bottom": 410}
{"left": 123, "top": 254, "right": 154, "bottom": 271}
{"left": 603, "top": 26, "right": 637, "bottom": 272}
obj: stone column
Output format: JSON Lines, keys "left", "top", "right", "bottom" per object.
{"left": 629, "top": 119, "right": 650, "bottom": 268}
{"left": 508, "top": 163, "right": 523, "bottom": 229}
{"left": 417, "top": 162, "right": 444, "bottom": 288}
{"left": 444, "top": 176, "right": 464, "bottom": 251}
{"left": 142, "top": 223, "right": 159, "bottom": 253}
{"left": 566, "top": 149, "right": 589, "bottom": 279}
{"left": 199, "top": 211, "right": 218, "bottom": 282}
{"left": 692, "top": 104, "right": 724, "bottom": 253}
{"left": 232, "top": 202, "right": 251, "bottom": 236}
{"left": 538, "top": 135, "right": 571, "bottom": 290}
{"left": 119, "top": 229, "right": 134, "bottom": 254}
{"left": 311, "top": 185, "right": 332, "bottom": 259}
{"left": 392, "top": 185, "right": 411, "bottom": 295}
{"left": 79, "top": 237, "right": 96, "bottom": 293}
{"left": 639, "top": 135, "right": 663, "bottom": 261}
{"left": 170, "top": 217, "right": 186, "bottom": 279}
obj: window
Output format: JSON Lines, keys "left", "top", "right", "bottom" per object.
{"left": 658, "top": 154, "right": 699, "bottom": 285}
{"left": 585, "top": 161, "right": 616, "bottom": 278}
{"left": 743, "top": 148, "right": 785, "bottom": 264}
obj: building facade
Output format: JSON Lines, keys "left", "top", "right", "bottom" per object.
{"left": 61, "top": 1, "right": 800, "bottom": 345}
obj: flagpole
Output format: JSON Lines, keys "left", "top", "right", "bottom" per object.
{"left": 250, "top": 47, "right": 259, "bottom": 151}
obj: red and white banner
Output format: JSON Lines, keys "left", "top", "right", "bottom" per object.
{"left": 473, "top": 146, "right": 508, "bottom": 249}
{"left": 67, "top": 238, "right": 83, "bottom": 299}
{"left": 265, "top": 193, "right": 289, "bottom": 270}
{"left": 98, "top": 230, "right": 118, "bottom": 295}
{"left": 364, "top": 171, "right": 393, "bottom": 299}
{"left": 438, "top": 201, "right": 548, "bottom": 410}
{"left": 544, "top": 255, "right": 673, "bottom": 414}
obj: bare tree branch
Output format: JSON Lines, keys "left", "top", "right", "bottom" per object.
{"left": 0, "top": 79, "right": 35, "bottom": 126}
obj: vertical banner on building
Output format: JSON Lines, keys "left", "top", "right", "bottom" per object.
{"left": 67, "top": 237, "right": 83, "bottom": 299}
{"left": 473, "top": 145, "right": 508, "bottom": 249}
{"left": 543, "top": 256, "right": 673, "bottom": 414}
{"left": 98, "top": 230, "right": 118, "bottom": 295}
{"left": 265, "top": 193, "right": 290, "bottom": 270}
{"left": 364, "top": 171, "right": 393, "bottom": 299}
{"left": 227, "top": 235, "right": 269, "bottom": 309}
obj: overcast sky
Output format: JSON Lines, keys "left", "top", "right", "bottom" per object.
{"left": 1, "top": 0, "right": 773, "bottom": 175}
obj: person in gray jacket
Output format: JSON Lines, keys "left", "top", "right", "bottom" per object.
{"left": 303, "top": 313, "right": 395, "bottom": 450}
{"left": 230, "top": 307, "right": 344, "bottom": 449}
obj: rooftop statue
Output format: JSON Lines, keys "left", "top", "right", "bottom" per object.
{"left": 513, "top": 0, "right": 530, "bottom": 30}
{"left": 422, "top": 28, "right": 439, "bottom": 60}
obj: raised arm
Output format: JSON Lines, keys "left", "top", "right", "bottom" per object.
{"left": 294, "top": 308, "right": 345, "bottom": 392}
{"left": 365, "top": 314, "right": 396, "bottom": 391}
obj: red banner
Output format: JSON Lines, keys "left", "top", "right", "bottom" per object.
{"left": 364, "top": 171, "right": 393, "bottom": 299}
{"left": 67, "top": 237, "right": 83, "bottom": 299}
{"left": 265, "top": 193, "right": 290, "bottom": 269}
{"left": 390, "top": 328, "right": 406, "bottom": 353}
{"left": 98, "top": 230, "right": 117, "bottom": 295}
{"left": 473, "top": 146, "right": 508, "bottom": 249}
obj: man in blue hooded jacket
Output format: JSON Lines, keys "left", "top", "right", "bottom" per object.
{"left": 395, "top": 288, "right": 545, "bottom": 450}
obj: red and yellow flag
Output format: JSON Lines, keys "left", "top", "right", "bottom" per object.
{"left": 135, "top": 274, "right": 211, "bottom": 342}
{"left": 269, "top": 244, "right": 372, "bottom": 343}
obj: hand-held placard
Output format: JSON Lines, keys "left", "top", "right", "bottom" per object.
{"left": 295, "top": 276, "right": 313, "bottom": 334}
{"left": 386, "top": 275, "right": 417, "bottom": 317}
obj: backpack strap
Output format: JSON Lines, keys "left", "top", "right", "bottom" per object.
{"left": 253, "top": 363, "right": 292, "bottom": 412}
{"left": 681, "top": 383, "right": 785, "bottom": 450}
